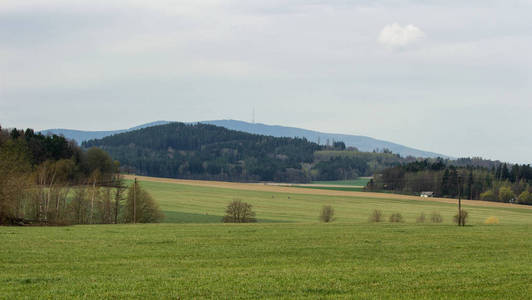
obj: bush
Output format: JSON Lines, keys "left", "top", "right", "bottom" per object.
{"left": 416, "top": 212, "right": 426, "bottom": 223}
{"left": 389, "top": 213, "right": 403, "bottom": 223}
{"left": 430, "top": 212, "right": 443, "bottom": 223}
{"left": 369, "top": 209, "right": 384, "bottom": 222}
{"left": 498, "top": 186, "right": 515, "bottom": 203}
{"left": 320, "top": 205, "right": 335, "bottom": 223}
{"left": 223, "top": 199, "right": 257, "bottom": 223}
{"left": 517, "top": 190, "right": 532, "bottom": 205}
{"left": 124, "top": 181, "right": 163, "bottom": 223}
{"left": 480, "top": 190, "right": 496, "bottom": 202}
{"left": 453, "top": 209, "right": 469, "bottom": 226}
{"left": 484, "top": 216, "right": 499, "bottom": 225}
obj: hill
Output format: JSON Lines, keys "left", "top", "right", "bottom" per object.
{"left": 41, "top": 119, "right": 448, "bottom": 158}
{"left": 83, "top": 122, "right": 323, "bottom": 182}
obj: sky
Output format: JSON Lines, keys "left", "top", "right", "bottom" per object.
{"left": 1, "top": 0, "right": 531, "bottom": 163}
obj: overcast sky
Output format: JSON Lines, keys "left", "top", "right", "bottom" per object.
{"left": 1, "top": 0, "right": 531, "bottom": 163}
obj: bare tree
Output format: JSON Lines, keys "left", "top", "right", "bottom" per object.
{"left": 320, "top": 205, "right": 335, "bottom": 222}
{"left": 223, "top": 200, "right": 257, "bottom": 223}
{"left": 454, "top": 209, "right": 469, "bottom": 226}
{"left": 369, "top": 209, "right": 384, "bottom": 222}
{"left": 389, "top": 213, "right": 404, "bottom": 222}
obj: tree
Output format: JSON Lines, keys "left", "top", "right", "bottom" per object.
{"left": 517, "top": 190, "right": 532, "bottom": 205}
{"left": 86, "top": 147, "right": 116, "bottom": 183}
{"left": 369, "top": 209, "right": 383, "bottom": 222}
{"left": 319, "top": 205, "right": 335, "bottom": 222}
{"left": 0, "top": 141, "right": 31, "bottom": 224}
{"left": 498, "top": 186, "right": 515, "bottom": 203}
{"left": 480, "top": 190, "right": 496, "bottom": 202}
{"left": 70, "top": 186, "right": 89, "bottom": 224}
{"left": 124, "top": 180, "right": 163, "bottom": 223}
{"left": 333, "top": 141, "right": 346, "bottom": 150}
{"left": 454, "top": 209, "right": 469, "bottom": 226}
{"left": 222, "top": 200, "right": 256, "bottom": 223}
{"left": 112, "top": 173, "right": 126, "bottom": 224}
{"left": 389, "top": 213, "right": 404, "bottom": 222}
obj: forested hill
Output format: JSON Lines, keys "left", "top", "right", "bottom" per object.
{"left": 83, "top": 122, "right": 323, "bottom": 182}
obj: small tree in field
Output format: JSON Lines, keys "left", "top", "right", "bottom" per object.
{"left": 320, "top": 205, "right": 335, "bottom": 222}
{"left": 369, "top": 209, "right": 384, "bottom": 222}
{"left": 389, "top": 213, "right": 403, "bottom": 223}
{"left": 223, "top": 200, "right": 256, "bottom": 223}
{"left": 416, "top": 212, "right": 426, "bottom": 223}
{"left": 430, "top": 212, "right": 443, "bottom": 223}
{"left": 454, "top": 209, "right": 469, "bottom": 226}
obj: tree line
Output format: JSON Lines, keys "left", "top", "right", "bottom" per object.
{"left": 366, "top": 159, "right": 532, "bottom": 205}
{"left": 0, "top": 126, "right": 162, "bottom": 225}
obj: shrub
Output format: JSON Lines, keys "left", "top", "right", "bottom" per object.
{"left": 389, "top": 213, "right": 403, "bottom": 223}
{"left": 453, "top": 209, "right": 469, "bottom": 226}
{"left": 498, "top": 186, "right": 515, "bottom": 203}
{"left": 222, "top": 199, "right": 257, "bottom": 223}
{"left": 480, "top": 190, "right": 496, "bottom": 201}
{"left": 320, "top": 205, "right": 335, "bottom": 223}
{"left": 484, "top": 216, "right": 499, "bottom": 225}
{"left": 369, "top": 209, "right": 383, "bottom": 222}
{"left": 517, "top": 190, "right": 532, "bottom": 205}
{"left": 416, "top": 212, "right": 426, "bottom": 223}
{"left": 430, "top": 212, "right": 443, "bottom": 223}
{"left": 125, "top": 181, "right": 163, "bottom": 223}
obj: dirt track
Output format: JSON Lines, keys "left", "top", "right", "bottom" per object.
{"left": 124, "top": 175, "right": 532, "bottom": 210}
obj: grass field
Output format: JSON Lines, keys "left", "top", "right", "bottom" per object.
{"left": 1, "top": 176, "right": 531, "bottom": 299}
{"left": 131, "top": 179, "right": 532, "bottom": 225}
{"left": 312, "top": 178, "right": 371, "bottom": 186}
{"left": 291, "top": 185, "right": 366, "bottom": 192}
{"left": 1, "top": 224, "right": 530, "bottom": 299}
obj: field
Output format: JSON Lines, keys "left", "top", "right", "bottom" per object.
{"left": 311, "top": 178, "right": 371, "bottom": 187}
{"left": 127, "top": 176, "right": 532, "bottom": 224}
{"left": 1, "top": 176, "right": 531, "bottom": 299}
{"left": 290, "top": 185, "right": 366, "bottom": 192}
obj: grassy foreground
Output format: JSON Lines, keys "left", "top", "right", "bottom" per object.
{"left": 1, "top": 223, "right": 530, "bottom": 299}
{"left": 2, "top": 178, "right": 531, "bottom": 299}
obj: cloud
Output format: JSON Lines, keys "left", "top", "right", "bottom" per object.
{"left": 378, "top": 23, "right": 425, "bottom": 47}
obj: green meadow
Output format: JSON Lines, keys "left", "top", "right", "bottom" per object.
{"left": 1, "top": 179, "right": 531, "bottom": 299}
{"left": 312, "top": 178, "right": 371, "bottom": 186}
{"left": 138, "top": 180, "right": 532, "bottom": 225}
{"left": 291, "top": 185, "right": 366, "bottom": 192}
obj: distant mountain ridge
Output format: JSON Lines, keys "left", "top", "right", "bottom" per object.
{"left": 202, "top": 120, "right": 448, "bottom": 159}
{"left": 39, "top": 121, "right": 169, "bottom": 145}
{"left": 40, "top": 119, "right": 448, "bottom": 158}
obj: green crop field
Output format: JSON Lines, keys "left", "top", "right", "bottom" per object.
{"left": 132, "top": 180, "right": 532, "bottom": 225}
{"left": 312, "top": 178, "right": 371, "bottom": 186}
{"left": 291, "top": 185, "right": 366, "bottom": 192}
{"left": 1, "top": 178, "right": 531, "bottom": 299}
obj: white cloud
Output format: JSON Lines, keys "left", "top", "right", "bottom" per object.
{"left": 378, "top": 23, "right": 425, "bottom": 47}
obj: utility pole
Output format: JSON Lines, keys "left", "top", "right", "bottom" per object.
{"left": 458, "top": 175, "right": 462, "bottom": 226}
{"left": 133, "top": 177, "right": 137, "bottom": 224}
